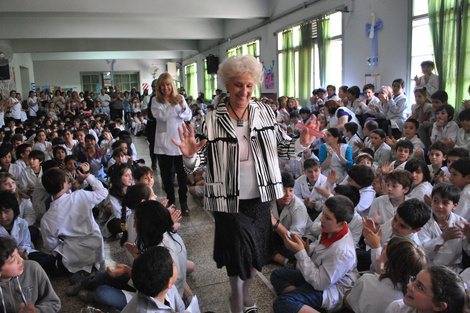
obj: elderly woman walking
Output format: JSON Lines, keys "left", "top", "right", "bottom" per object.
{"left": 173, "top": 55, "right": 320, "bottom": 313}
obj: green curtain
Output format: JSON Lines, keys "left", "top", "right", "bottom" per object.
{"left": 185, "top": 64, "right": 197, "bottom": 99}
{"left": 247, "top": 42, "right": 261, "bottom": 99}
{"left": 227, "top": 50, "right": 235, "bottom": 57}
{"left": 299, "top": 22, "right": 313, "bottom": 106}
{"left": 204, "top": 60, "right": 216, "bottom": 102}
{"left": 236, "top": 46, "right": 243, "bottom": 55}
{"left": 282, "top": 30, "right": 295, "bottom": 97}
{"left": 318, "top": 17, "right": 330, "bottom": 87}
{"left": 428, "top": 0, "right": 470, "bottom": 108}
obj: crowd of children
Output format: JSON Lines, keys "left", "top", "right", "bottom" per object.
{"left": 0, "top": 60, "right": 470, "bottom": 312}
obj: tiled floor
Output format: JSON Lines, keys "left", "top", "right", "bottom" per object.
{"left": 52, "top": 135, "right": 280, "bottom": 313}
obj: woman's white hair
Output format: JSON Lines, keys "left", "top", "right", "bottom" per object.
{"left": 217, "top": 55, "right": 264, "bottom": 88}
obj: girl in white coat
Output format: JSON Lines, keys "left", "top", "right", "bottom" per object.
{"left": 385, "top": 266, "right": 470, "bottom": 313}
{"left": 405, "top": 159, "right": 433, "bottom": 201}
{"left": 319, "top": 128, "right": 353, "bottom": 183}
{"left": 345, "top": 236, "right": 429, "bottom": 313}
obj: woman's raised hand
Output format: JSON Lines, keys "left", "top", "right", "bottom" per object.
{"left": 172, "top": 123, "right": 207, "bottom": 158}
{"left": 299, "top": 114, "right": 321, "bottom": 147}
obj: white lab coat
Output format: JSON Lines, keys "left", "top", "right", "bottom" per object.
{"left": 41, "top": 175, "right": 108, "bottom": 273}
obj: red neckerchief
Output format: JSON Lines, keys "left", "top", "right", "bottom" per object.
{"left": 320, "top": 225, "right": 349, "bottom": 248}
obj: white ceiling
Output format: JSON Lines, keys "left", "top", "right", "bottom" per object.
{"left": 1, "top": 0, "right": 270, "bottom": 61}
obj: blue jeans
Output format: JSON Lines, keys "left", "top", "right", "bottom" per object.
{"left": 82, "top": 271, "right": 135, "bottom": 310}
{"left": 271, "top": 269, "right": 323, "bottom": 313}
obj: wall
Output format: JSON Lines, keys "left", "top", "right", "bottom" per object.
{"left": 183, "top": 0, "right": 410, "bottom": 98}
{"left": 33, "top": 59, "right": 172, "bottom": 93}
{"left": 2, "top": 53, "right": 35, "bottom": 97}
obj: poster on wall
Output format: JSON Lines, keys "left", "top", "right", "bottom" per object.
{"left": 264, "top": 72, "right": 275, "bottom": 90}
{"left": 0, "top": 66, "right": 16, "bottom": 99}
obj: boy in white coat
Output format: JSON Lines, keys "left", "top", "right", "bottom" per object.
{"left": 271, "top": 196, "right": 357, "bottom": 313}
{"left": 418, "top": 182, "right": 470, "bottom": 273}
{"left": 272, "top": 172, "right": 312, "bottom": 267}
{"left": 40, "top": 164, "right": 108, "bottom": 278}
{"left": 294, "top": 159, "right": 333, "bottom": 220}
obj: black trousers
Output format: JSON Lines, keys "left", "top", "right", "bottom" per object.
{"left": 156, "top": 154, "right": 188, "bottom": 206}
{"left": 146, "top": 120, "right": 157, "bottom": 167}
{"left": 110, "top": 107, "right": 122, "bottom": 121}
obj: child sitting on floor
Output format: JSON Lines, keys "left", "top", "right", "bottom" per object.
{"left": 271, "top": 195, "right": 358, "bottom": 313}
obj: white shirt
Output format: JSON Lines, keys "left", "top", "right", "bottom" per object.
{"left": 41, "top": 175, "right": 108, "bottom": 273}
{"left": 455, "top": 184, "right": 470, "bottom": 222}
{"left": 271, "top": 195, "right": 312, "bottom": 237}
{"left": 430, "top": 120, "right": 459, "bottom": 144}
{"left": 152, "top": 98, "right": 192, "bottom": 156}
{"left": 295, "top": 230, "right": 358, "bottom": 312}
{"left": 294, "top": 174, "right": 330, "bottom": 212}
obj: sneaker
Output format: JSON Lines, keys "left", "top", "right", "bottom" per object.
{"left": 65, "top": 282, "right": 84, "bottom": 296}
{"left": 285, "top": 259, "right": 297, "bottom": 270}
{"left": 77, "top": 290, "right": 94, "bottom": 303}
{"left": 70, "top": 270, "right": 89, "bottom": 285}
{"left": 243, "top": 304, "right": 258, "bottom": 313}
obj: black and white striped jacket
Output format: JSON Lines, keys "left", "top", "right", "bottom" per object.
{"left": 192, "top": 100, "right": 304, "bottom": 213}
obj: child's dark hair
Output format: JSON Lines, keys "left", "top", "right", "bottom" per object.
{"left": 448, "top": 147, "right": 469, "bottom": 158}
{"left": 42, "top": 168, "right": 67, "bottom": 196}
{"left": 421, "top": 60, "right": 434, "bottom": 67}
{"left": 324, "top": 195, "right": 354, "bottom": 224}
{"left": 53, "top": 146, "right": 66, "bottom": 159}
{"left": 459, "top": 108, "right": 470, "bottom": 122}
{"left": 347, "top": 165, "right": 375, "bottom": 188}
{"left": 347, "top": 86, "right": 361, "bottom": 98}
{"left": 344, "top": 122, "right": 358, "bottom": 135}
{"left": 281, "top": 171, "right": 295, "bottom": 188}
{"left": 42, "top": 160, "right": 60, "bottom": 173}
{"left": 364, "top": 120, "right": 379, "bottom": 132}
{"left": 379, "top": 236, "right": 429, "bottom": 295}
{"left": 10, "top": 134, "right": 23, "bottom": 145}
{"left": 135, "top": 200, "right": 176, "bottom": 253}
{"left": 339, "top": 85, "right": 348, "bottom": 93}
{"left": 405, "top": 158, "right": 431, "bottom": 183}
{"left": 0, "top": 190, "right": 20, "bottom": 221}
{"left": 396, "top": 199, "right": 431, "bottom": 229}
{"left": 392, "top": 78, "right": 405, "bottom": 88}
{"left": 395, "top": 140, "right": 414, "bottom": 154}
{"left": 0, "top": 146, "right": 12, "bottom": 159}
{"left": 405, "top": 118, "right": 419, "bottom": 130}
{"left": 326, "top": 85, "right": 336, "bottom": 91}
{"left": 29, "top": 149, "right": 45, "bottom": 163}
{"left": 327, "top": 128, "right": 346, "bottom": 143}
{"left": 289, "top": 110, "right": 300, "bottom": 118}
{"left": 427, "top": 265, "right": 470, "bottom": 313}
{"left": 436, "top": 104, "right": 455, "bottom": 121}
{"left": 372, "top": 129, "right": 386, "bottom": 139}
{"left": 51, "top": 137, "right": 65, "bottom": 146}
{"left": 64, "top": 155, "right": 78, "bottom": 164}
{"left": 333, "top": 185, "right": 360, "bottom": 207}
{"left": 363, "top": 84, "right": 375, "bottom": 93}
{"left": 111, "top": 147, "right": 126, "bottom": 158}
{"left": 120, "top": 183, "right": 152, "bottom": 246}
{"left": 431, "top": 90, "right": 448, "bottom": 103}
{"left": 429, "top": 141, "right": 449, "bottom": 156}
{"left": 431, "top": 182, "right": 461, "bottom": 204}
{"left": 84, "top": 134, "right": 95, "bottom": 142}
{"left": 449, "top": 157, "right": 470, "bottom": 178}
{"left": 385, "top": 170, "right": 413, "bottom": 193}
{"left": 131, "top": 246, "right": 173, "bottom": 298}
{"left": 0, "top": 237, "right": 18, "bottom": 268}
{"left": 109, "top": 163, "right": 132, "bottom": 201}
{"left": 303, "top": 158, "right": 319, "bottom": 170}
{"left": 16, "top": 143, "right": 31, "bottom": 160}
{"left": 354, "top": 152, "right": 374, "bottom": 164}
{"left": 299, "top": 107, "right": 311, "bottom": 116}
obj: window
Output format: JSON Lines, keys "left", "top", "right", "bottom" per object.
{"left": 184, "top": 63, "right": 197, "bottom": 100}
{"left": 175, "top": 68, "right": 181, "bottom": 91}
{"left": 227, "top": 40, "right": 260, "bottom": 98}
{"left": 410, "top": 0, "right": 434, "bottom": 96}
{"left": 81, "top": 73, "right": 100, "bottom": 93}
{"left": 204, "top": 59, "right": 217, "bottom": 103}
{"left": 113, "top": 73, "right": 140, "bottom": 93}
{"left": 278, "top": 12, "right": 342, "bottom": 106}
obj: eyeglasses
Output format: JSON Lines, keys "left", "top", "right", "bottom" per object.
{"left": 409, "top": 276, "right": 433, "bottom": 297}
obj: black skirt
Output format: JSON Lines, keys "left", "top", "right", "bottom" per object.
{"left": 213, "top": 198, "right": 273, "bottom": 280}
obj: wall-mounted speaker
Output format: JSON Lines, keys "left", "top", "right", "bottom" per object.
{"left": 0, "top": 65, "right": 10, "bottom": 80}
{"left": 206, "top": 55, "right": 219, "bottom": 75}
